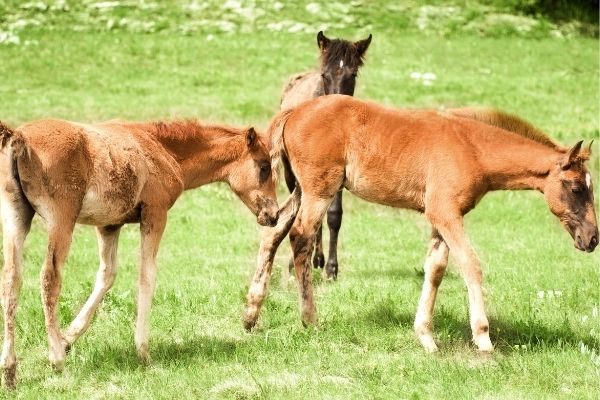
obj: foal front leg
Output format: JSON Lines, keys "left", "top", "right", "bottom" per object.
{"left": 62, "top": 225, "right": 122, "bottom": 350}
{"left": 244, "top": 189, "right": 301, "bottom": 330}
{"left": 414, "top": 228, "right": 449, "bottom": 352}
{"left": 135, "top": 208, "right": 167, "bottom": 363}
{"left": 290, "top": 195, "right": 332, "bottom": 326}
{"left": 431, "top": 213, "right": 493, "bottom": 352}
{"left": 41, "top": 222, "right": 76, "bottom": 371}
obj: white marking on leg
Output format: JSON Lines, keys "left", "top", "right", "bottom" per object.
{"left": 339, "top": 59, "right": 343, "bottom": 68}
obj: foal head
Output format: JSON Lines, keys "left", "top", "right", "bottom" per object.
{"left": 228, "top": 128, "right": 279, "bottom": 227}
{"left": 544, "top": 141, "right": 598, "bottom": 252}
{"left": 317, "top": 31, "right": 372, "bottom": 96}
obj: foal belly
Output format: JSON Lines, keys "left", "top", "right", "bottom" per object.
{"left": 344, "top": 164, "right": 425, "bottom": 211}
{"left": 77, "top": 151, "right": 147, "bottom": 226}
{"left": 77, "top": 186, "right": 142, "bottom": 225}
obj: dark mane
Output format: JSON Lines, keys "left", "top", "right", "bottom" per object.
{"left": 450, "top": 108, "right": 560, "bottom": 150}
{"left": 320, "top": 39, "right": 366, "bottom": 69}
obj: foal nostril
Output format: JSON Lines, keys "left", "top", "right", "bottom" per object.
{"left": 589, "top": 235, "right": 598, "bottom": 249}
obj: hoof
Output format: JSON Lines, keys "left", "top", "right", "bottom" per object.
{"left": 49, "top": 348, "right": 66, "bottom": 372}
{"left": 242, "top": 311, "right": 258, "bottom": 332}
{"left": 325, "top": 262, "right": 338, "bottom": 280}
{"left": 301, "top": 312, "right": 318, "bottom": 328}
{"left": 312, "top": 253, "right": 325, "bottom": 269}
{"left": 50, "top": 358, "right": 65, "bottom": 372}
{"left": 2, "top": 364, "right": 17, "bottom": 390}
{"left": 474, "top": 335, "right": 494, "bottom": 353}
{"left": 136, "top": 344, "right": 151, "bottom": 365}
{"left": 417, "top": 333, "right": 439, "bottom": 353}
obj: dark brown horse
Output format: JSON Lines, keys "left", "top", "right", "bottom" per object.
{"left": 280, "top": 31, "right": 372, "bottom": 279}
{"left": 0, "top": 118, "right": 278, "bottom": 388}
{"left": 244, "top": 95, "right": 597, "bottom": 353}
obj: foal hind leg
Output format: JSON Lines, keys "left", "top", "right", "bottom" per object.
{"left": 324, "top": 190, "right": 343, "bottom": 280}
{"left": 41, "top": 221, "right": 76, "bottom": 371}
{"left": 62, "top": 225, "right": 122, "bottom": 350}
{"left": 244, "top": 190, "right": 301, "bottom": 330}
{"left": 414, "top": 228, "right": 449, "bottom": 352}
{"left": 290, "top": 194, "right": 332, "bottom": 326}
{"left": 284, "top": 160, "right": 324, "bottom": 270}
{"left": 0, "top": 187, "right": 34, "bottom": 388}
{"left": 429, "top": 211, "right": 493, "bottom": 352}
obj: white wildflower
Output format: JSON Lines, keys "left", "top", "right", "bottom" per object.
{"left": 554, "top": 290, "right": 562, "bottom": 298}
{"left": 581, "top": 315, "right": 588, "bottom": 323}
{"left": 266, "top": 22, "right": 283, "bottom": 31}
{"left": 288, "top": 22, "right": 307, "bottom": 33}
{"left": 88, "top": 1, "right": 121, "bottom": 9}
{"left": 306, "top": 3, "right": 321, "bottom": 14}
{"left": 222, "top": 0, "right": 242, "bottom": 10}
{"left": 206, "top": 34, "right": 214, "bottom": 41}
{"left": 423, "top": 72, "right": 437, "bottom": 80}
{"left": 216, "top": 20, "right": 236, "bottom": 33}
{"left": 0, "top": 31, "right": 20, "bottom": 45}
{"left": 273, "top": 2, "right": 284, "bottom": 12}
{"left": 410, "top": 72, "right": 422, "bottom": 80}
{"left": 537, "top": 291, "right": 545, "bottom": 299}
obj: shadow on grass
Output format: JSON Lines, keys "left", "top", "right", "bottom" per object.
{"left": 351, "top": 302, "right": 600, "bottom": 353}
{"left": 76, "top": 335, "right": 244, "bottom": 371}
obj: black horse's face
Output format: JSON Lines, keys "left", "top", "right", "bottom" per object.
{"left": 317, "top": 31, "right": 372, "bottom": 96}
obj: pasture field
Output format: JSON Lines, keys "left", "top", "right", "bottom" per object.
{"left": 0, "top": 1, "right": 599, "bottom": 399}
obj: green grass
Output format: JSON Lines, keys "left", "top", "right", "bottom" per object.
{"left": 0, "top": 2, "right": 599, "bottom": 399}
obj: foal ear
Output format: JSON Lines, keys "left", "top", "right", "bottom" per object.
{"left": 354, "top": 34, "right": 372, "bottom": 58}
{"left": 561, "top": 140, "right": 584, "bottom": 170}
{"left": 246, "top": 127, "right": 257, "bottom": 148}
{"left": 317, "top": 31, "right": 330, "bottom": 51}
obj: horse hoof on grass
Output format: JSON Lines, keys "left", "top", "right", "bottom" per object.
{"left": 2, "top": 364, "right": 17, "bottom": 390}
{"left": 136, "top": 346, "right": 152, "bottom": 365}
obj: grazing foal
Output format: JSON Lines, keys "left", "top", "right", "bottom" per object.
{"left": 0, "top": 119, "right": 278, "bottom": 388}
{"left": 244, "top": 95, "right": 598, "bottom": 352}
{"left": 280, "top": 31, "right": 372, "bottom": 279}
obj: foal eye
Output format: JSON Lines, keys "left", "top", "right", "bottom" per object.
{"left": 572, "top": 186, "right": 583, "bottom": 193}
{"left": 259, "top": 162, "right": 270, "bottom": 180}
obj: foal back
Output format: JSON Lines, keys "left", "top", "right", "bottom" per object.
{"left": 281, "top": 96, "right": 490, "bottom": 211}
{"left": 11, "top": 119, "right": 181, "bottom": 227}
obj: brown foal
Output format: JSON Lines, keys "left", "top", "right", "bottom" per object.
{"left": 0, "top": 118, "right": 278, "bottom": 388}
{"left": 244, "top": 95, "right": 598, "bottom": 353}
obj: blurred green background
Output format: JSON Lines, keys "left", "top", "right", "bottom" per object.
{"left": 0, "top": 1, "right": 598, "bottom": 398}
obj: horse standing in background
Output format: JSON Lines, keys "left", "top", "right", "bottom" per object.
{"left": 280, "top": 31, "right": 372, "bottom": 279}
{"left": 244, "top": 95, "right": 598, "bottom": 352}
{"left": 0, "top": 119, "right": 278, "bottom": 389}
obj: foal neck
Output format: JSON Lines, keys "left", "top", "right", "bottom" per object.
{"left": 153, "top": 121, "right": 245, "bottom": 190}
{"left": 482, "top": 136, "right": 560, "bottom": 192}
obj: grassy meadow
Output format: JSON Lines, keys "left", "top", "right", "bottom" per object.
{"left": 0, "top": 1, "right": 599, "bottom": 398}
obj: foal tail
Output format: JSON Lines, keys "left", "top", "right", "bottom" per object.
{"left": 449, "top": 107, "right": 559, "bottom": 149}
{"left": 0, "top": 121, "right": 28, "bottom": 157}
{"left": 267, "top": 108, "right": 295, "bottom": 181}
